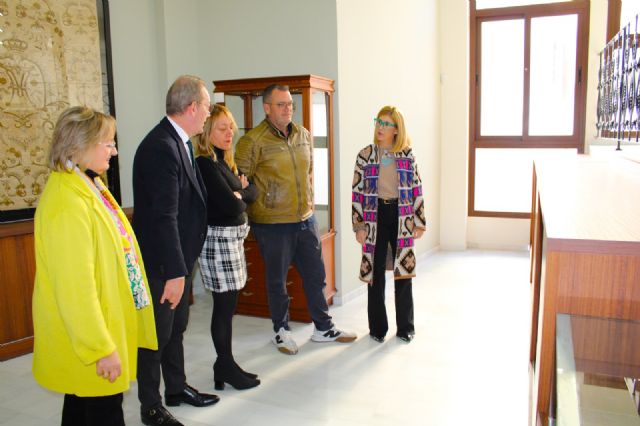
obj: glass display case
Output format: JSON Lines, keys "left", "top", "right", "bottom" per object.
{"left": 212, "top": 75, "right": 336, "bottom": 322}
{"left": 556, "top": 313, "right": 640, "bottom": 425}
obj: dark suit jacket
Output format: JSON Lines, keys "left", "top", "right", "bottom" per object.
{"left": 132, "top": 117, "right": 207, "bottom": 281}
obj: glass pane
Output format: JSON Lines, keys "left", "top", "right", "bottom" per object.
{"left": 480, "top": 19, "right": 524, "bottom": 136}
{"left": 474, "top": 148, "right": 576, "bottom": 213}
{"left": 556, "top": 314, "right": 640, "bottom": 426}
{"left": 529, "top": 14, "right": 577, "bottom": 136}
{"left": 476, "top": 0, "right": 570, "bottom": 9}
{"left": 251, "top": 95, "right": 263, "bottom": 128}
{"left": 620, "top": 0, "right": 640, "bottom": 31}
{"left": 291, "top": 93, "right": 303, "bottom": 125}
{"left": 312, "top": 91, "right": 330, "bottom": 233}
{"left": 222, "top": 95, "right": 246, "bottom": 148}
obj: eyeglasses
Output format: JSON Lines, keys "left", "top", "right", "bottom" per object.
{"left": 271, "top": 101, "right": 296, "bottom": 111}
{"left": 100, "top": 141, "right": 117, "bottom": 151}
{"left": 374, "top": 118, "right": 397, "bottom": 129}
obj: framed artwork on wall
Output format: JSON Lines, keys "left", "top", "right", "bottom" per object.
{"left": 0, "top": 0, "right": 119, "bottom": 223}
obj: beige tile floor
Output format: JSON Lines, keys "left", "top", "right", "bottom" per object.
{"left": 0, "top": 249, "right": 531, "bottom": 425}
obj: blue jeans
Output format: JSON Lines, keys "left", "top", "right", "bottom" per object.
{"left": 251, "top": 216, "right": 333, "bottom": 332}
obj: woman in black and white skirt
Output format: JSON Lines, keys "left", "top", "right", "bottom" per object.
{"left": 194, "top": 104, "right": 260, "bottom": 390}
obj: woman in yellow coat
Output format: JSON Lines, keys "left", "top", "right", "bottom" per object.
{"left": 32, "top": 106, "right": 157, "bottom": 425}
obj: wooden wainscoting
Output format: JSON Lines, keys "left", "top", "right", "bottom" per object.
{"left": 0, "top": 221, "right": 36, "bottom": 361}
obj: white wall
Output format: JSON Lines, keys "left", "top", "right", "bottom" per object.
{"left": 109, "top": 0, "right": 167, "bottom": 207}
{"left": 195, "top": 0, "right": 338, "bottom": 83}
{"left": 162, "top": 0, "right": 205, "bottom": 84}
{"left": 467, "top": 217, "right": 530, "bottom": 250}
{"left": 439, "top": 0, "right": 469, "bottom": 250}
{"left": 335, "top": 0, "right": 441, "bottom": 301}
{"left": 585, "top": 0, "right": 608, "bottom": 150}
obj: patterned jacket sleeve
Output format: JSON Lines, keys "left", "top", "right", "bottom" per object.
{"left": 410, "top": 150, "right": 426, "bottom": 229}
{"left": 351, "top": 149, "right": 366, "bottom": 232}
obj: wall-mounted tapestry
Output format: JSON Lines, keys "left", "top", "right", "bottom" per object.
{"left": 0, "top": 0, "right": 118, "bottom": 223}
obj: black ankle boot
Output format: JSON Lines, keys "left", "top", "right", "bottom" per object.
{"left": 234, "top": 360, "right": 258, "bottom": 380}
{"left": 214, "top": 359, "right": 260, "bottom": 390}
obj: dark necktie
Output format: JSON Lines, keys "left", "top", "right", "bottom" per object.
{"left": 186, "top": 139, "right": 195, "bottom": 168}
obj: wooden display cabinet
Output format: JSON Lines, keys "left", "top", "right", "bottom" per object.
{"left": 212, "top": 75, "right": 336, "bottom": 323}
{"left": 529, "top": 154, "right": 640, "bottom": 426}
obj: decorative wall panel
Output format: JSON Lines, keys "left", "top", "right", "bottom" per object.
{"left": 0, "top": 0, "right": 104, "bottom": 218}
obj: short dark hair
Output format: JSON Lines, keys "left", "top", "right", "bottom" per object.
{"left": 263, "top": 84, "right": 290, "bottom": 104}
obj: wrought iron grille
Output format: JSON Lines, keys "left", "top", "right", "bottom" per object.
{"left": 596, "top": 16, "right": 640, "bottom": 149}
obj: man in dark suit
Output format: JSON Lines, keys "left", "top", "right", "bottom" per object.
{"left": 133, "top": 75, "right": 218, "bottom": 426}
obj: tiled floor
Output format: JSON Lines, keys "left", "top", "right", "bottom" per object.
{"left": 0, "top": 249, "right": 531, "bottom": 425}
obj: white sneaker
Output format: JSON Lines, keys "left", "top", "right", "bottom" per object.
{"left": 272, "top": 327, "right": 299, "bottom": 355}
{"left": 311, "top": 326, "right": 357, "bottom": 343}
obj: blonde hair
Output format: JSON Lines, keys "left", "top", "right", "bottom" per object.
{"left": 194, "top": 104, "right": 238, "bottom": 174}
{"left": 373, "top": 105, "right": 411, "bottom": 152}
{"left": 48, "top": 106, "right": 116, "bottom": 172}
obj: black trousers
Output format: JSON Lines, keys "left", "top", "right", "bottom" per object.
{"left": 211, "top": 290, "right": 239, "bottom": 362}
{"left": 61, "top": 393, "right": 124, "bottom": 426}
{"left": 137, "top": 272, "right": 193, "bottom": 411}
{"left": 368, "top": 202, "right": 415, "bottom": 338}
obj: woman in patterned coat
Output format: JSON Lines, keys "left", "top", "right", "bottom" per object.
{"left": 351, "top": 105, "right": 426, "bottom": 343}
{"left": 194, "top": 104, "right": 260, "bottom": 390}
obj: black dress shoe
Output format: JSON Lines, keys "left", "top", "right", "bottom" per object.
{"left": 397, "top": 331, "right": 415, "bottom": 343}
{"left": 165, "top": 384, "right": 219, "bottom": 407}
{"left": 369, "top": 334, "right": 385, "bottom": 343}
{"left": 141, "top": 405, "right": 183, "bottom": 426}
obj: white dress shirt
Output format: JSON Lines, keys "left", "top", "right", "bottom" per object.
{"left": 167, "top": 115, "right": 193, "bottom": 166}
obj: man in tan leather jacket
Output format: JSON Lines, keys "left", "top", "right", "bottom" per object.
{"left": 235, "top": 84, "right": 356, "bottom": 355}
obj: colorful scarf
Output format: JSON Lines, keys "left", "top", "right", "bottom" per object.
{"left": 75, "top": 167, "right": 150, "bottom": 309}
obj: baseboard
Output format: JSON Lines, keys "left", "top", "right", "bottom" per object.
{"left": 466, "top": 242, "right": 529, "bottom": 252}
{"left": 332, "top": 284, "right": 367, "bottom": 306}
{"left": 333, "top": 245, "right": 441, "bottom": 306}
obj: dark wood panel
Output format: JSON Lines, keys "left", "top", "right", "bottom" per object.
{"left": 0, "top": 231, "right": 36, "bottom": 361}
{"left": 556, "top": 253, "right": 640, "bottom": 320}
{"left": 321, "top": 232, "right": 336, "bottom": 303}
{"left": 0, "top": 220, "right": 34, "bottom": 238}
{"left": 570, "top": 316, "right": 640, "bottom": 379}
{"left": 213, "top": 74, "right": 334, "bottom": 96}
{"left": 0, "top": 337, "right": 33, "bottom": 362}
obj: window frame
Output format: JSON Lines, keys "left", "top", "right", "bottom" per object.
{"left": 468, "top": 0, "right": 590, "bottom": 218}
{"left": 607, "top": 0, "right": 622, "bottom": 42}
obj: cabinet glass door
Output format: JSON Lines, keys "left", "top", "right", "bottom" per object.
{"left": 217, "top": 94, "right": 246, "bottom": 148}
{"left": 312, "top": 91, "right": 331, "bottom": 234}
